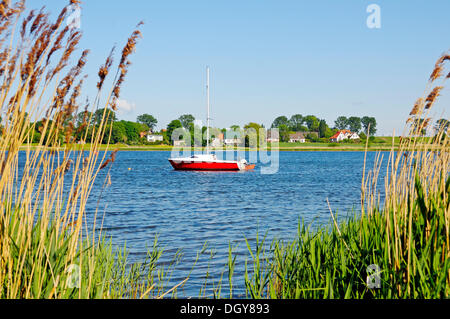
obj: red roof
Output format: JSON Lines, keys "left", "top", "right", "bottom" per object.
{"left": 330, "top": 131, "right": 342, "bottom": 139}
{"left": 330, "top": 130, "right": 353, "bottom": 139}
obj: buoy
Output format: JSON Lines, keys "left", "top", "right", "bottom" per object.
{"left": 128, "top": 167, "right": 131, "bottom": 171}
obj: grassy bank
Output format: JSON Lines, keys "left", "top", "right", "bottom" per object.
{"left": 20, "top": 138, "right": 400, "bottom": 152}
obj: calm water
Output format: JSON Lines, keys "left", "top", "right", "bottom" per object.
{"left": 19, "top": 150, "right": 388, "bottom": 297}
{"left": 90, "top": 151, "right": 387, "bottom": 296}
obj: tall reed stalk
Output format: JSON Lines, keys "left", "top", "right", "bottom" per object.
{"left": 0, "top": 0, "right": 168, "bottom": 299}
{"left": 239, "top": 53, "right": 449, "bottom": 298}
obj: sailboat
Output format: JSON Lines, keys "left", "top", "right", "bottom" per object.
{"left": 168, "top": 67, "right": 255, "bottom": 171}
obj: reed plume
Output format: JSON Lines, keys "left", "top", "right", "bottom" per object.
{"left": 97, "top": 47, "right": 114, "bottom": 90}
{"left": 430, "top": 53, "right": 450, "bottom": 82}
{"left": 424, "top": 86, "right": 443, "bottom": 109}
{"left": 247, "top": 52, "right": 449, "bottom": 299}
{"left": 409, "top": 98, "right": 423, "bottom": 115}
{"left": 360, "top": 53, "right": 449, "bottom": 297}
{"left": 0, "top": 1, "right": 160, "bottom": 299}
{"left": 110, "top": 22, "right": 143, "bottom": 110}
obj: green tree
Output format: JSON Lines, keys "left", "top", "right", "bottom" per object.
{"left": 288, "top": 114, "right": 304, "bottom": 131}
{"left": 347, "top": 116, "right": 361, "bottom": 133}
{"left": 334, "top": 116, "right": 348, "bottom": 130}
{"left": 359, "top": 132, "right": 367, "bottom": 142}
{"left": 244, "top": 122, "right": 265, "bottom": 148}
{"left": 166, "top": 119, "right": 183, "bottom": 142}
{"left": 34, "top": 119, "right": 63, "bottom": 144}
{"left": 435, "top": 118, "right": 449, "bottom": 132}
{"left": 178, "top": 114, "right": 195, "bottom": 129}
{"left": 110, "top": 121, "right": 127, "bottom": 143}
{"left": 110, "top": 121, "right": 147, "bottom": 144}
{"left": 271, "top": 116, "right": 289, "bottom": 128}
{"left": 123, "top": 121, "right": 140, "bottom": 142}
{"left": 76, "top": 110, "right": 93, "bottom": 128}
{"left": 304, "top": 115, "right": 319, "bottom": 132}
{"left": 278, "top": 124, "right": 290, "bottom": 142}
{"left": 318, "top": 119, "right": 329, "bottom": 138}
{"left": 325, "top": 127, "right": 337, "bottom": 138}
{"left": 361, "top": 116, "right": 377, "bottom": 135}
{"left": 103, "top": 122, "right": 125, "bottom": 144}
{"left": 94, "top": 108, "right": 117, "bottom": 125}
{"left": 224, "top": 126, "right": 244, "bottom": 147}
{"left": 306, "top": 132, "right": 319, "bottom": 142}
{"left": 137, "top": 114, "right": 157, "bottom": 131}
{"left": 413, "top": 118, "right": 427, "bottom": 136}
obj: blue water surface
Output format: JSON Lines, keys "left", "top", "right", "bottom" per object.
{"left": 18, "top": 150, "right": 388, "bottom": 297}
{"left": 86, "top": 151, "right": 387, "bottom": 297}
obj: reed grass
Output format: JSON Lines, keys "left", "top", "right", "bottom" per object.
{"left": 0, "top": 1, "right": 178, "bottom": 299}
{"left": 235, "top": 53, "right": 449, "bottom": 299}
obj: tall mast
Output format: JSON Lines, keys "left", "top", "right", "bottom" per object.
{"left": 206, "top": 66, "right": 210, "bottom": 154}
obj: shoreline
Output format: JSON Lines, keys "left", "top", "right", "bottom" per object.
{"left": 18, "top": 145, "right": 399, "bottom": 152}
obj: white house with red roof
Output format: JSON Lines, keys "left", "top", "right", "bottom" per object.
{"left": 330, "top": 130, "right": 360, "bottom": 142}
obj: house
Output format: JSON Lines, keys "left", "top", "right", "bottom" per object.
{"left": 224, "top": 137, "right": 242, "bottom": 145}
{"left": 289, "top": 132, "right": 306, "bottom": 143}
{"left": 347, "top": 132, "right": 360, "bottom": 140}
{"left": 330, "top": 131, "right": 346, "bottom": 143}
{"left": 330, "top": 130, "right": 360, "bottom": 142}
{"left": 211, "top": 138, "right": 222, "bottom": 147}
{"left": 173, "top": 139, "right": 185, "bottom": 147}
{"left": 266, "top": 129, "right": 279, "bottom": 143}
{"left": 172, "top": 130, "right": 186, "bottom": 146}
{"left": 289, "top": 132, "right": 317, "bottom": 143}
{"left": 209, "top": 133, "right": 223, "bottom": 147}
{"left": 224, "top": 129, "right": 243, "bottom": 145}
{"left": 147, "top": 134, "right": 164, "bottom": 143}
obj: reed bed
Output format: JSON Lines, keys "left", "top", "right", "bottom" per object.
{"left": 236, "top": 53, "right": 449, "bottom": 298}
{"left": 0, "top": 0, "right": 175, "bottom": 299}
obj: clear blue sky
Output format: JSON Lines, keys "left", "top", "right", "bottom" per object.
{"left": 35, "top": 0, "right": 449, "bottom": 135}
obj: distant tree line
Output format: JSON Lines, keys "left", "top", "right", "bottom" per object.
{"left": 25, "top": 108, "right": 450, "bottom": 146}
{"left": 269, "top": 114, "right": 378, "bottom": 142}
{"left": 334, "top": 116, "right": 377, "bottom": 135}
{"left": 165, "top": 115, "right": 266, "bottom": 148}
{"left": 270, "top": 114, "right": 335, "bottom": 142}
{"left": 28, "top": 108, "right": 156, "bottom": 145}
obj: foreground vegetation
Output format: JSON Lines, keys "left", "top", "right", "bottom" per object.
{"left": 1, "top": 1, "right": 448, "bottom": 299}
{"left": 0, "top": 1, "right": 176, "bottom": 298}
{"left": 233, "top": 54, "right": 449, "bottom": 298}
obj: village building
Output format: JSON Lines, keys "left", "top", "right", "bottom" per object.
{"left": 173, "top": 139, "right": 185, "bottom": 147}
{"left": 266, "top": 129, "right": 280, "bottom": 143}
{"left": 223, "top": 129, "right": 243, "bottom": 145}
{"left": 330, "top": 130, "right": 360, "bottom": 142}
{"left": 211, "top": 133, "right": 224, "bottom": 147}
{"left": 289, "top": 132, "right": 306, "bottom": 143}
{"left": 288, "top": 132, "right": 318, "bottom": 143}
{"left": 224, "top": 137, "right": 242, "bottom": 145}
{"left": 147, "top": 134, "right": 164, "bottom": 143}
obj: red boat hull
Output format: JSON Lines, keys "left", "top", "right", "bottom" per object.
{"left": 169, "top": 160, "right": 240, "bottom": 171}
